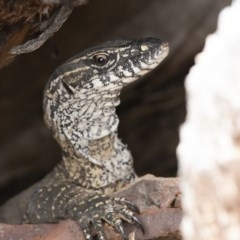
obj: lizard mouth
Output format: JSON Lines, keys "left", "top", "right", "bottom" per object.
{"left": 155, "top": 41, "right": 169, "bottom": 62}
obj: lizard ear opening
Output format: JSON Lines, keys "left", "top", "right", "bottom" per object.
{"left": 62, "top": 80, "right": 74, "bottom": 95}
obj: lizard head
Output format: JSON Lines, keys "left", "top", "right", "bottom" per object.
{"left": 45, "top": 38, "right": 169, "bottom": 98}
{"left": 57, "top": 38, "right": 169, "bottom": 93}
{"left": 44, "top": 38, "right": 168, "bottom": 142}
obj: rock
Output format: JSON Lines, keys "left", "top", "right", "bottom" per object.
{"left": 0, "top": 175, "right": 182, "bottom": 240}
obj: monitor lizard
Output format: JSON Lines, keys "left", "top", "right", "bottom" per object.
{"left": 0, "top": 38, "right": 169, "bottom": 240}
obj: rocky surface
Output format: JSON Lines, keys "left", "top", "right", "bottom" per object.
{"left": 0, "top": 175, "right": 182, "bottom": 240}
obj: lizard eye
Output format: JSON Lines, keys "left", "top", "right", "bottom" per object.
{"left": 93, "top": 54, "right": 109, "bottom": 66}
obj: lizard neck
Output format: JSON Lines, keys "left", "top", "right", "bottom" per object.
{"left": 78, "top": 89, "right": 121, "bottom": 140}
{"left": 50, "top": 88, "right": 122, "bottom": 142}
{"left": 51, "top": 90, "right": 136, "bottom": 193}
{"left": 61, "top": 133, "right": 136, "bottom": 194}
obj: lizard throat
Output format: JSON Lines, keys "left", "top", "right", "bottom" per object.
{"left": 65, "top": 90, "right": 121, "bottom": 141}
{"left": 53, "top": 90, "right": 123, "bottom": 166}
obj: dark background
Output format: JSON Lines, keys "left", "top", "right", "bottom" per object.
{"left": 0, "top": 0, "right": 230, "bottom": 204}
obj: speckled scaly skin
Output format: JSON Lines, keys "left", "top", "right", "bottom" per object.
{"left": 0, "top": 38, "right": 169, "bottom": 240}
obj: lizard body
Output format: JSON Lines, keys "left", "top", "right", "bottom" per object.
{"left": 0, "top": 38, "right": 169, "bottom": 239}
